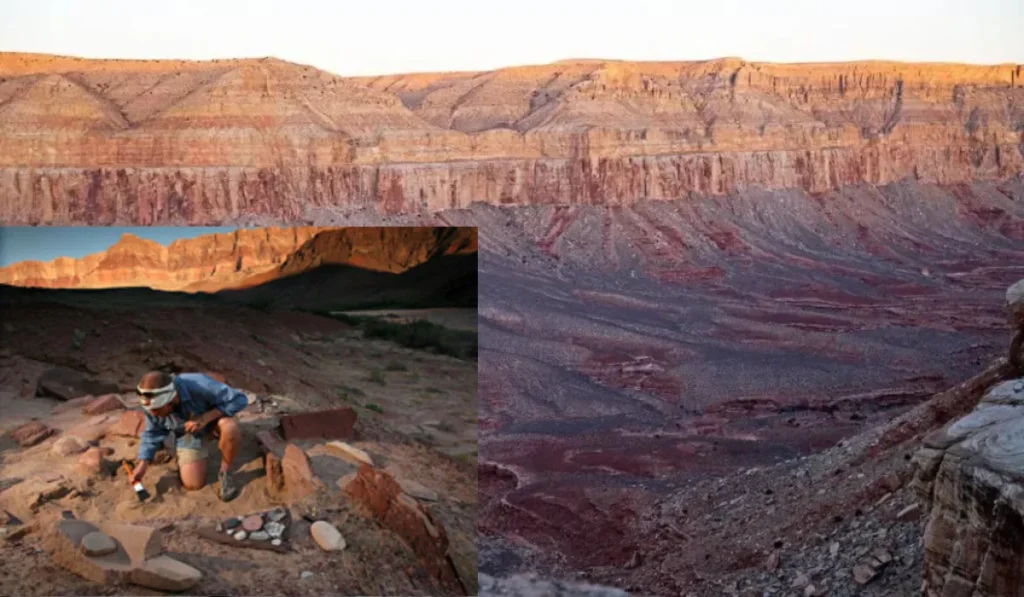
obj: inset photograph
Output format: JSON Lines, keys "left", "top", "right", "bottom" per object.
{"left": 0, "top": 226, "right": 478, "bottom": 596}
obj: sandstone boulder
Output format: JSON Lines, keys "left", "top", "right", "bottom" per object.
{"left": 325, "top": 441, "right": 374, "bottom": 467}
{"left": 11, "top": 421, "right": 55, "bottom": 447}
{"left": 67, "top": 415, "right": 115, "bottom": 443}
{"left": 83, "top": 394, "right": 125, "bottom": 416}
{"left": 110, "top": 410, "right": 147, "bottom": 437}
{"left": 129, "top": 555, "right": 202, "bottom": 592}
{"left": 280, "top": 407, "right": 357, "bottom": 441}
{"left": 345, "top": 464, "right": 459, "bottom": 592}
{"left": 51, "top": 435, "right": 90, "bottom": 457}
{"left": 45, "top": 519, "right": 133, "bottom": 584}
{"left": 913, "top": 375, "right": 1024, "bottom": 597}
{"left": 77, "top": 447, "right": 108, "bottom": 476}
{"left": 37, "top": 368, "right": 119, "bottom": 401}
{"left": 280, "top": 444, "right": 321, "bottom": 499}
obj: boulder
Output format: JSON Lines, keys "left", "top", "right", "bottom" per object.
{"left": 345, "top": 464, "right": 460, "bottom": 592}
{"left": 325, "top": 441, "right": 374, "bottom": 467}
{"left": 51, "top": 395, "right": 94, "bottom": 414}
{"left": 280, "top": 407, "right": 357, "bottom": 441}
{"left": 397, "top": 478, "right": 439, "bottom": 502}
{"left": 37, "top": 368, "right": 119, "bottom": 401}
{"left": 310, "top": 520, "right": 346, "bottom": 551}
{"left": 11, "top": 421, "right": 55, "bottom": 447}
{"left": 51, "top": 435, "right": 90, "bottom": 457}
{"left": 83, "top": 394, "right": 125, "bottom": 416}
{"left": 130, "top": 555, "right": 202, "bottom": 592}
{"left": 67, "top": 415, "right": 116, "bottom": 443}
{"left": 110, "top": 410, "right": 147, "bottom": 438}
{"left": 44, "top": 519, "right": 133, "bottom": 584}
{"left": 280, "top": 444, "right": 321, "bottom": 499}
{"left": 77, "top": 448, "right": 107, "bottom": 476}
{"left": 912, "top": 374, "right": 1024, "bottom": 597}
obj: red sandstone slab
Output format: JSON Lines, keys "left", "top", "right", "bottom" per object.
{"left": 279, "top": 408, "right": 357, "bottom": 441}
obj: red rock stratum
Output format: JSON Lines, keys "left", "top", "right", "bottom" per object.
{"left": 0, "top": 53, "right": 1021, "bottom": 223}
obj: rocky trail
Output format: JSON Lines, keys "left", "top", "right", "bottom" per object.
{"left": 0, "top": 287, "right": 478, "bottom": 596}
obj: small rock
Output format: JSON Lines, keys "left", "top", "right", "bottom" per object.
{"left": 268, "top": 508, "right": 286, "bottom": 522}
{"left": 829, "top": 541, "right": 840, "bottom": 557}
{"left": 853, "top": 564, "right": 878, "bottom": 585}
{"left": 765, "top": 551, "right": 780, "bottom": 571}
{"left": 233, "top": 530, "right": 247, "bottom": 541}
{"left": 83, "top": 394, "right": 125, "bottom": 416}
{"left": 398, "top": 478, "right": 439, "bottom": 501}
{"left": 300, "top": 571, "right": 313, "bottom": 580}
{"left": 131, "top": 555, "right": 202, "bottom": 592}
{"left": 11, "top": 421, "right": 55, "bottom": 448}
{"left": 224, "top": 518, "right": 241, "bottom": 530}
{"left": 272, "top": 538, "right": 282, "bottom": 546}
{"left": 804, "top": 584, "right": 824, "bottom": 597}
{"left": 216, "top": 522, "right": 223, "bottom": 533}
{"left": 872, "top": 548, "right": 893, "bottom": 565}
{"left": 77, "top": 448, "right": 106, "bottom": 476}
{"left": 265, "top": 521, "right": 285, "bottom": 538}
{"left": 242, "top": 515, "right": 263, "bottom": 532}
{"left": 325, "top": 441, "right": 374, "bottom": 467}
{"left": 2, "top": 525, "right": 31, "bottom": 543}
{"left": 80, "top": 532, "right": 118, "bottom": 557}
{"left": 896, "top": 503, "right": 921, "bottom": 522}
{"left": 249, "top": 531, "right": 270, "bottom": 541}
{"left": 791, "top": 573, "right": 809, "bottom": 589}
{"left": 310, "top": 520, "right": 346, "bottom": 551}
{"left": 51, "top": 436, "right": 90, "bottom": 457}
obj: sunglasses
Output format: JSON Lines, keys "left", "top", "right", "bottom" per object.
{"left": 136, "top": 386, "right": 174, "bottom": 407}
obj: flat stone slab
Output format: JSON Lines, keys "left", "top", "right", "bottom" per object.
{"left": 130, "top": 555, "right": 202, "bottom": 592}
{"left": 37, "top": 367, "right": 120, "bottom": 401}
{"left": 81, "top": 532, "right": 118, "bottom": 557}
{"left": 280, "top": 407, "right": 357, "bottom": 441}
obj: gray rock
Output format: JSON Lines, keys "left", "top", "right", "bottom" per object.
{"left": 300, "top": 571, "right": 313, "bottom": 580}
{"left": 80, "top": 531, "right": 117, "bottom": 557}
{"left": 268, "top": 508, "right": 287, "bottom": 522}
{"left": 249, "top": 531, "right": 269, "bottom": 541}
{"left": 265, "top": 521, "right": 285, "bottom": 538}
{"left": 224, "top": 518, "right": 241, "bottom": 530}
{"left": 271, "top": 538, "right": 282, "bottom": 546}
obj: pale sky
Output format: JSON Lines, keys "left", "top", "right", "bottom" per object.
{"left": 0, "top": 0, "right": 1021, "bottom": 76}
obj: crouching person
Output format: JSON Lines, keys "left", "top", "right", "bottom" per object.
{"left": 129, "top": 371, "right": 249, "bottom": 501}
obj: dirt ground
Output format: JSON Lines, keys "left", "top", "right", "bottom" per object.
{"left": 0, "top": 292, "right": 477, "bottom": 596}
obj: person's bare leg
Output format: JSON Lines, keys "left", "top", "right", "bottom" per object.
{"left": 179, "top": 460, "right": 207, "bottom": 491}
{"left": 217, "top": 417, "right": 241, "bottom": 474}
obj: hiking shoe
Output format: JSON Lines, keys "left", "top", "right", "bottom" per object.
{"left": 218, "top": 470, "right": 238, "bottom": 502}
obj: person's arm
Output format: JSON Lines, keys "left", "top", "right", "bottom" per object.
{"left": 136, "top": 415, "right": 168, "bottom": 466}
{"left": 193, "top": 375, "right": 249, "bottom": 427}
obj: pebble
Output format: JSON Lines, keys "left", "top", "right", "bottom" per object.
{"left": 216, "top": 522, "right": 223, "bottom": 533}
{"left": 233, "top": 530, "right": 247, "bottom": 541}
{"left": 268, "top": 508, "right": 286, "bottom": 522}
{"left": 224, "top": 518, "right": 241, "bottom": 530}
{"left": 300, "top": 571, "right": 313, "bottom": 580}
{"left": 271, "top": 538, "right": 282, "bottom": 546}
{"left": 310, "top": 520, "right": 346, "bottom": 551}
{"left": 265, "top": 521, "right": 285, "bottom": 538}
{"left": 81, "top": 532, "right": 118, "bottom": 557}
{"left": 249, "top": 531, "right": 269, "bottom": 541}
{"left": 242, "top": 515, "right": 264, "bottom": 532}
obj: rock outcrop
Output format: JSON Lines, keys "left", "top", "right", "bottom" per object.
{"left": 0, "top": 53, "right": 1021, "bottom": 224}
{"left": 913, "top": 280, "right": 1024, "bottom": 597}
{"left": 0, "top": 226, "right": 476, "bottom": 291}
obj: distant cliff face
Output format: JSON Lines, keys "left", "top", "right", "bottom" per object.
{"left": 0, "top": 226, "right": 478, "bottom": 291}
{"left": 0, "top": 53, "right": 1021, "bottom": 224}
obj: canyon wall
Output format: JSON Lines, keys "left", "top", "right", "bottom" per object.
{"left": 0, "top": 226, "right": 478, "bottom": 291}
{"left": 0, "top": 54, "right": 1021, "bottom": 224}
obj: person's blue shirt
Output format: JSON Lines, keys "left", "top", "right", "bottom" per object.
{"left": 137, "top": 373, "right": 249, "bottom": 462}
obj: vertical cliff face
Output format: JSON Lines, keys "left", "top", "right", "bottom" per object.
{"left": 0, "top": 53, "right": 1021, "bottom": 224}
{"left": 0, "top": 226, "right": 478, "bottom": 292}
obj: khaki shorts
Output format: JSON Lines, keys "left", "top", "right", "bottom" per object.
{"left": 175, "top": 433, "right": 209, "bottom": 465}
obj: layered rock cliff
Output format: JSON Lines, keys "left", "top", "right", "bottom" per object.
{"left": 0, "top": 53, "right": 1021, "bottom": 224}
{"left": 912, "top": 283, "right": 1024, "bottom": 597}
{"left": 0, "top": 226, "right": 478, "bottom": 291}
